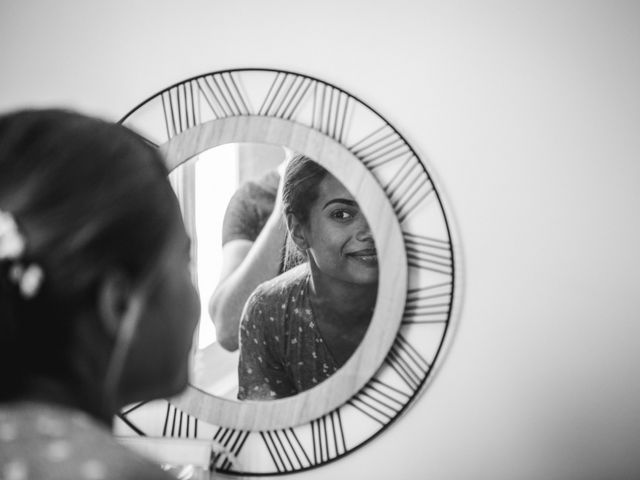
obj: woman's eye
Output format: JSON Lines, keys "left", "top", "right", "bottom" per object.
{"left": 332, "top": 209, "right": 354, "bottom": 220}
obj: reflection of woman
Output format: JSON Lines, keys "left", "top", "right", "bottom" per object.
{"left": 0, "top": 110, "right": 199, "bottom": 478}
{"left": 237, "top": 155, "right": 378, "bottom": 400}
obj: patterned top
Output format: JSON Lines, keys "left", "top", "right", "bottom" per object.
{"left": 237, "top": 264, "right": 340, "bottom": 400}
{"left": 0, "top": 401, "right": 176, "bottom": 480}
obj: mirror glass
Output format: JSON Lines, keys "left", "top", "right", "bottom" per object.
{"left": 168, "top": 143, "right": 379, "bottom": 401}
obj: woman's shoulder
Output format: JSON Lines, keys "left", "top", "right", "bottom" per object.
{"left": 251, "top": 263, "right": 309, "bottom": 302}
{"left": 0, "top": 401, "right": 176, "bottom": 480}
{"left": 242, "top": 264, "right": 310, "bottom": 329}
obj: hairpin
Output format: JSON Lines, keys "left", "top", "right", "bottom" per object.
{"left": 0, "top": 210, "right": 25, "bottom": 260}
{"left": 0, "top": 209, "right": 44, "bottom": 298}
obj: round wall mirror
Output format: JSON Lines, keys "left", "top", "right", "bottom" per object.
{"left": 115, "top": 69, "right": 458, "bottom": 476}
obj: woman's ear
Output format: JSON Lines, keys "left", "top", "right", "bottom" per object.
{"left": 97, "top": 270, "right": 134, "bottom": 338}
{"left": 286, "top": 213, "right": 309, "bottom": 250}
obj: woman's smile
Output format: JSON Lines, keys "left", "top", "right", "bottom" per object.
{"left": 345, "top": 247, "right": 378, "bottom": 267}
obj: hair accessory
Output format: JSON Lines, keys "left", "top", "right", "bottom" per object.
{"left": 0, "top": 209, "right": 44, "bottom": 298}
{"left": 0, "top": 210, "right": 25, "bottom": 260}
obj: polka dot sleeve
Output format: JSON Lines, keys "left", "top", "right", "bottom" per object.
{"left": 0, "top": 403, "right": 177, "bottom": 480}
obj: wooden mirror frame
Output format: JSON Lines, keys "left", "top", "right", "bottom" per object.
{"left": 163, "top": 116, "right": 406, "bottom": 430}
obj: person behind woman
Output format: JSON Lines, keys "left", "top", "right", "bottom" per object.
{"left": 0, "top": 109, "right": 200, "bottom": 479}
{"left": 237, "top": 155, "right": 378, "bottom": 400}
{"left": 208, "top": 163, "right": 286, "bottom": 352}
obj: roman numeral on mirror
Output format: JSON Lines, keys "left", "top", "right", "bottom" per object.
{"left": 261, "top": 428, "right": 312, "bottom": 472}
{"left": 256, "top": 72, "right": 351, "bottom": 141}
{"left": 384, "top": 157, "right": 435, "bottom": 223}
{"left": 385, "top": 333, "right": 430, "bottom": 392}
{"left": 162, "top": 404, "right": 199, "bottom": 438}
{"left": 161, "top": 82, "right": 199, "bottom": 139}
{"left": 348, "top": 378, "right": 410, "bottom": 426}
{"left": 195, "top": 72, "right": 251, "bottom": 119}
{"left": 310, "top": 410, "right": 347, "bottom": 464}
{"left": 402, "top": 281, "right": 452, "bottom": 324}
{"left": 349, "top": 125, "right": 410, "bottom": 170}
{"left": 404, "top": 231, "right": 453, "bottom": 275}
{"left": 348, "top": 125, "right": 436, "bottom": 223}
{"left": 258, "top": 72, "right": 314, "bottom": 121}
{"left": 116, "top": 401, "right": 150, "bottom": 436}
{"left": 162, "top": 71, "right": 254, "bottom": 138}
{"left": 260, "top": 410, "right": 347, "bottom": 472}
{"left": 210, "top": 427, "right": 250, "bottom": 472}
{"left": 310, "top": 83, "right": 350, "bottom": 142}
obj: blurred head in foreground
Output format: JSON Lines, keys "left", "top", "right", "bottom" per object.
{"left": 0, "top": 109, "right": 200, "bottom": 422}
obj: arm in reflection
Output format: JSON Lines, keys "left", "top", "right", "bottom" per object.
{"left": 208, "top": 170, "right": 287, "bottom": 351}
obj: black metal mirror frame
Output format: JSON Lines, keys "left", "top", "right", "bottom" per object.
{"left": 116, "top": 68, "right": 459, "bottom": 476}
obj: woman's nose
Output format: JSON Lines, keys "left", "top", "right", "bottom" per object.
{"left": 355, "top": 218, "right": 373, "bottom": 242}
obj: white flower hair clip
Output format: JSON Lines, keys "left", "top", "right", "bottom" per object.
{"left": 0, "top": 210, "right": 25, "bottom": 260}
{"left": 0, "top": 209, "right": 44, "bottom": 298}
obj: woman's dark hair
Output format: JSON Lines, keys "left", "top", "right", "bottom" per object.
{"left": 281, "top": 154, "right": 329, "bottom": 271}
{"left": 0, "top": 109, "right": 176, "bottom": 398}
{"left": 281, "top": 154, "right": 329, "bottom": 223}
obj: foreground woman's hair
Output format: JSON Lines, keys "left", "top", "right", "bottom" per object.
{"left": 0, "top": 109, "right": 175, "bottom": 400}
{"left": 0, "top": 108, "right": 200, "bottom": 479}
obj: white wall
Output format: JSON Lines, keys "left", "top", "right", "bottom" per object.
{"left": 2, "top": 1, "right": 639, "bottom": 478}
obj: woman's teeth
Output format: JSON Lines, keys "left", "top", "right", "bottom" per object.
{"left": 349, "top": 252, "right": 378, "bottom": 263}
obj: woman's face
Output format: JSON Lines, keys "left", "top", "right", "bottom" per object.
{"left": 120, "top": 203, "right": 201, "bottom": 404}
{"left": 301, "top": 174, "right": 378, "bottom": 285}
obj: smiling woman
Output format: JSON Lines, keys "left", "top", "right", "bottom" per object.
{"left": 237, "top": 155, "right": 378, "bottom": 400}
